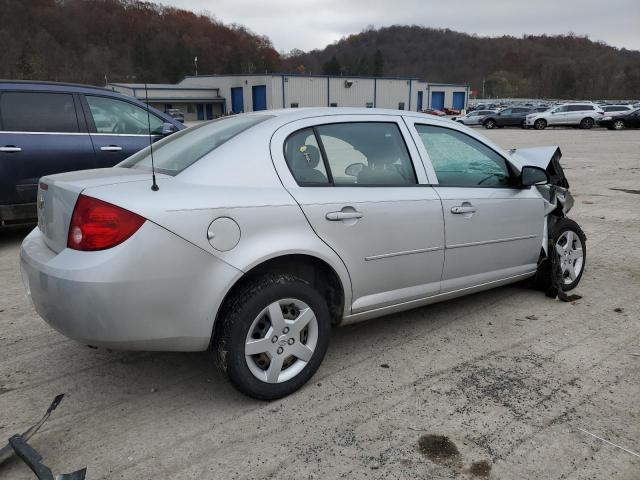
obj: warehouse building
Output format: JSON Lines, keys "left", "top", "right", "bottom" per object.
{"left": 109, "top": 74, "right": 469, "bottom": 122}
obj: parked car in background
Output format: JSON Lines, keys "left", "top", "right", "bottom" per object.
{"left": 482, "top": 107, "right": 532, "bottom": 129}
{"left": 443, "top": 107, "right": 461, "bottom": 116}
{"left": 600, "top": 105, "right": 633, "bottom": 117}
{"left": 422, "top": 108, "right": 446, "bottom": 117}
{"left": 165, "top": 108, "right": 185, "bottom": 123}
{"left": 525, "top": 103, "right": 604, "bottom": 130}
{"left": 21, "top": 107, "right": 584, "bottom": 399}
{"left": 598, "top": 108, "right": 640, "bottom": 130}
{"left": 0, "top": 81, "right": 184, "bottom": 227}
{"left": 454, "top": 110, "right": 497, "bottom": 125}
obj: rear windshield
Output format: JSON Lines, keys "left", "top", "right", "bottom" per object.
{"left": 119, "top": 114, "right": 272, "bottom": 175}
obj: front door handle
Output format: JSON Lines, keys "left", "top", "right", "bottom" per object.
{"left": 451, "top": 205, "right": 477, "bottom": 214}
{"left": 0, "top": 146, "right": 22, "bottom": 153}
{"left": 326, "top": 210, "right": 363, "bottom": 221}
{"left": 100, "top": 145, "right": 123, "bottom": 152}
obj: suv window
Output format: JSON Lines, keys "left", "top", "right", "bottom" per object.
{"left": 415, "top": 125, "right": 511, "bottom": 187}
{"left": 552, "top": 106, "right": 569, "bottom": 113}
{"left": 120, "top": 114, "right": 271, "bottom": 175}
{"left": 0, "top": 92, "right": 79, "bottom": 133}
{"left": 500, "top": 109, "right": 512, "bottom": 115}
{"left": 317, "top": 122, "right": 416, "bottom": 186}
{"left": 512, "top": 108, "right": 528, "bottom": 113}
{"left": 283, "top": 128, "right": 329, "bottom": 185}
{"left": 86, "top": 95, "right": 164, "bottom": 135}
{"left": 568, "top": 105, "right": 594, "bottom": 112}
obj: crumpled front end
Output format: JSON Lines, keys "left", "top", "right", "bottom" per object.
{"left": 508, "top": 145, "right": 575, "bottom": 217}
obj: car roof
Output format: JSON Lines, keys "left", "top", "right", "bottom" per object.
{"left": 251, "top": 107, "right": 444, "bottom": 122}
{"left": 0, "top": 80, "right": 118, "bottom": 95}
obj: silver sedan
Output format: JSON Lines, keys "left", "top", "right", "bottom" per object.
{"left": 21, "top": 108, "right": 586, "bottom": 399}
{"left": 454, "top": 109, "right": 497, "bottom": 125}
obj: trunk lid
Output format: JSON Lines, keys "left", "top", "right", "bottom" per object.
{"left": 37, "top": 168, "right": 161, "bottom": 253}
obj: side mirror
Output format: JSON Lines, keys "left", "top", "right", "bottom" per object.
{"left": 520, "top": 165, "right": 549, "bottom": 187}
{"left": 345, "top": 162, "right": 365, "bottom": 177}
{"left": 162, "top": 122, "right": 177, "bottom": 136}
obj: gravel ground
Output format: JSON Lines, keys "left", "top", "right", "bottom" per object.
{"left": 1, "top": 128, "right": 639, "bottom": 479}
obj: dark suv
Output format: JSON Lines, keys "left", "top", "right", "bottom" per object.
{"left": 482, "top": 107, "right": 532, "bottom": 129}
{"left": 0, "top": 81, "right": 185, "bottom": 226}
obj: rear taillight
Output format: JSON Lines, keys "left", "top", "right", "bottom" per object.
{"left": 67, "top": 195, "right": 145, "bottom": 251}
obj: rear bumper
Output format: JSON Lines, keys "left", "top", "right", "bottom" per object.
{"left": 0, "top": 203, "right": 36, "bottom": 226}
{"left": 20, "top": 223, "right": 242, "bottom": 351}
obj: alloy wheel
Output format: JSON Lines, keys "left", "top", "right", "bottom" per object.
{"left": 244, "top": 298, "right": 318, "bottom": 383}
{"left": 555, "top": 230, "right": 584, "bottom": 285}
{"left": 613, "top": 120, "right": 625, "bottom": 130}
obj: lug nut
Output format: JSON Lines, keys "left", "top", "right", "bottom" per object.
{"left": 283, "top": 327, "right": 290, "bottom": 334}
{"left": 288, "top": 338, "right": 295, "bottom": 345}
{"left": 271, "top": 336, "right": 278, "bottom": 343}
{"left": 277, "top": 347, "right": 284, "bottom": 354}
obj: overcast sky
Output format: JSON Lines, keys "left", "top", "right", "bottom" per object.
{"left": 162, "top": 0, "right": 640, "bottom": 53}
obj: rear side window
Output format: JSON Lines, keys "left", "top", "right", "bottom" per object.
{"left": 284, "top": 122, "right": 417, "bottom": 186}
{"left": 415, "top": 124, "right": 511, "bottom": 187}
{"left": 569, "top": 105, "right": 594, "bottom": 111}
{"left": 120, "top": 114, "right": 272, "bottom": 175}
{"left": 0, "top": 92, "right": 79, "bottom": 132}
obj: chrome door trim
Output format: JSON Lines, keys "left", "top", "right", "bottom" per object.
{"left": 364, "top": 246, "right": 443, "bottom": 261}
{"left": 447, "top": 234, "right": 537, "bottom": 249}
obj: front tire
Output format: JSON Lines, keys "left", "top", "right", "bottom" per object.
{"left": 535, "top": 218, "right": 586, "bottom": 297}
{"left": 534, "top": 119, "right": 547, "bottom": 130}
{"left": 215, "top": 274, "right": 330, "bottom": 400}
{"left": 484, "top": 119, "right": 496, "bottom": 129}
{"left": 613, "top": 119, "right": 625, "bottom": 130}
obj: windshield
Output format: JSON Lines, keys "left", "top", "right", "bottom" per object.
{"left": 119, "top": 114, "right": 272, "bottom": 175}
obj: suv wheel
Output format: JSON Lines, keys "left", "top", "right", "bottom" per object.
{"left": 215, "top": 273, "right": 330, "bottom": 400}
{"left": 613, "top": 119, "right": 625, "bottom": 130}
{"left": 534, "top": 119, "right": 547, "bottom": 130}
{"left": 535, "top": 218, "right": 586, "bottom": 297}
{"left": 484, "top": 119, "right": 496, "bottom": 129}
{"left": 580, "top": 117, "right": 595, "bottom": 129}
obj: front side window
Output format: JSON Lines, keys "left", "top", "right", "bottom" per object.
{"left": 86, "top": 96, "right": 164, "bottom": 135}
{"left": 0, "top": 92, "right": 79, "bottom": 132}
{"left": 415, "top": 125, "right": 512, "bottom": 187}
{"left": 120, "top": 114, "right": 271, "bottom": 175}
{"left": 553, "top": 106, "right": 569, "bottom": 113}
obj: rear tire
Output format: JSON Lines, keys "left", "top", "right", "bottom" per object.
{"left": 214, "top": 274, "right": 330, "bottom": 400}
{"left": 534, "top": 119, "right": 547, "bottom": 130}
{"left": 484, "top": 119, "right": 496, "bottom": 129}
{"left": 535, "top": 218, "right": 586, "bottom": 297}
{"left": 580, "top": 117, "right": 595, "bottom": 129}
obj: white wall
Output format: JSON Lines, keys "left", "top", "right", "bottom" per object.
{"left": 283, "top": 76, "right": 328, "bottom": 108}
{"left": 375, "top": 79, "right": 411, "bottom": 110}
{"left": 328, "top": 77, "right": 374, "bottom": 107}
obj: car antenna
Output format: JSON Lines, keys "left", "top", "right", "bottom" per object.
{"left": 144, "top": 82, "right": 159, "bottom": 192}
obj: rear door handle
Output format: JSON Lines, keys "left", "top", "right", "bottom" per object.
{"left": 0, "top": 146, "right": 22, "bottom": 153}
{"left": 100, "top": 145, "right": 123, "bottom": 152}
{"left": 451, "top": 205, "right": 477, "bottom": 214}
{"left": 326, "top": 211, "right": 363, "bottom": 221}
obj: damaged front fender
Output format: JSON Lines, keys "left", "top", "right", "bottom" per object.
{"left": 508, "top": 145, "right": 574, "bottom": 216}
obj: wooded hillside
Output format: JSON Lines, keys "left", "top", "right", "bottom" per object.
{"left": 0, "top": 0, "right": 281, "bottom": 84}
{"left": 1, "top": 1, "right": 639, "bottom": 99}
{"left": 284, "top": 26, "right": 640, "bottom": 99}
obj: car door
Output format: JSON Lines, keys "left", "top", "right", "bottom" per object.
{"left": 548, "top": 105, "right": 568, "bottom": 125}
{"left": 511, "top": 108, "right": 529, "bottom": 125}
{"left": 496, "top": 108, "right": 512, "bottom": 126}
{"left": 0, "top": 90, "right": 94, "bottom": 212}
{"left": 270, "top": 115, "right": 445, "bottom": 314}
{"left": 80, "top": 94, "right": 166, "bottom": 167}
{"left": 406, "top": 121, "right": 544, "bottom": 291}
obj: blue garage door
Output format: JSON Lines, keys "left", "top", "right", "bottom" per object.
{"left": 417, "top": 91, "right": 423, "bottom": 111}
{"left": 431, "top": 91, "right": 445, "bottom": 110}
{"left": 452, "top": 92, "right": 466, "bottom": 110}
{"left": 252, "top": 85, "right": 267, "bottom": 111}
{"left": 231, "top": 87, "right": 244, "bottom": 113}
